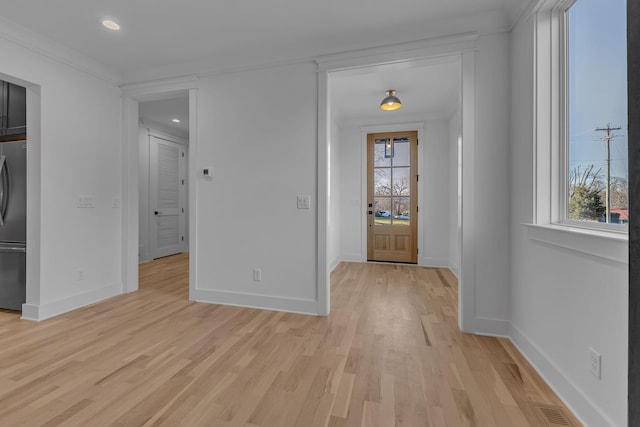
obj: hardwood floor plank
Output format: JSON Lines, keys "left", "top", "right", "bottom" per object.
{"left": 0, "top": 254, "right": 582, "bottom": 426}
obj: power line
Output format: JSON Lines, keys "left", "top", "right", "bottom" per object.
{"left": 595, "top": 123, "right": 622, "bottom": 223}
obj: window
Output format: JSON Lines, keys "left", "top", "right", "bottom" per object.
{"left": 529, "top": 0, "right": 627, "bottom": 262}
{"left": 564, "top": 0, "right": 628, "bottom": 228}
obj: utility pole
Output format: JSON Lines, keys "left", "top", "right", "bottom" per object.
{"left": 595, "top": 123, "right": 622, "bottom": 223}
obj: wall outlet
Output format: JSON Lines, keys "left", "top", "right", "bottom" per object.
{"left": 76, "top": 269, "right": 85, "bottom": 281}
{"left": 589, "top": 348, "right": 602, "bottom": 379}
{"left": 253, "top": 268, "right": 262, "bottom": 282}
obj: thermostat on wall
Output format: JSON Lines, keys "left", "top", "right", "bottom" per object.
{"left": 203, "top": 167, "right": 213, "bottom": 178}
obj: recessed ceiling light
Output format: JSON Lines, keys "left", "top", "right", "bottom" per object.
{"left": 101, "top": 19, "right": 120, "bottom": 31}
{"left": 172, "top": 119, "right": 181, "bottom": 123}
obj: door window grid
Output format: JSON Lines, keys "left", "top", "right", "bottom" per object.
{"left": 373, "top": 137, "right": 411, "bottom": 226}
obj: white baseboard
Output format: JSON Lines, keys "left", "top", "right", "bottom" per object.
{"left": 465, "top": 317, "right": 511, "bottom": 337}
{"left": 329, "top": 256, "right": 341, "bottom": 273}
{"left": 191, "top": 288, "right": 320, "bottom": 316}
{"left": 21, "top": 282, "right": 122, "bottom": 322}
{"left": 509, "top": 323, "right": 614, "bottom": 427}
{"left": 419, "top": 257, "right": 450, "bottom": 268}
{"left": 448, "top": 261, "right": 460, "bottom": 279}
{"left": 341, "top": 253, "right": 363, "bottom": 263}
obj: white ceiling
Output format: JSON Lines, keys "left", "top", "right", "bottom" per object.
{"left": 331, "top": 56, "right": 460, "bottom": 125}
{"left": 0, "top": 0, "right": 527, "bottom": 77}
{"left": 139, "top": 94, "right": 189, "bottom": 137}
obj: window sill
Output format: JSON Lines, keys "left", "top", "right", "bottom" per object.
{"left": 523, "top": 223, "right": 628, "bottom": 264}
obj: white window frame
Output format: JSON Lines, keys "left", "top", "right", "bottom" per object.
{"left": 560, "top": 0, "right": 628, "bottom": 233}
{"left": 529, "top": 0, "right": 628, "bottom": 262}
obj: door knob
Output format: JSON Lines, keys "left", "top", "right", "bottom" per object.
{"left": 154, "top": 211, "right": 159, "bottom": 215}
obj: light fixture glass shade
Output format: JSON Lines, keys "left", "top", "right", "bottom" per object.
{"left": 380, "top": 90, "right": 402, "bottom": 111}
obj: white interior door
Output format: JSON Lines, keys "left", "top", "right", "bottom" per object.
{"left": 150, "top": 136, "right": 187, "bottom": 259}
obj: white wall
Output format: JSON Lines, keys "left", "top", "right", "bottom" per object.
{"left": 339, "top": 125, "right": 364, "bottom": 262}
{"left": 509, "top": 15, "right": 628, "bottom": 427}
{"left": 189, "top": 62, "right": 320, "bottom": 314}
{"left": 328, "top": 118, "right": 342, "bottom": 271}
{"left": 422, "top": 119, "right": 450, "bottom": 267}
{"left": 472, "top": 32, "right": 511, "bottom": 326}
{"left": 0, "top": 35, "right": 123, "bottom": 320}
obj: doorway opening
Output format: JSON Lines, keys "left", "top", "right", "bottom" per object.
{"left": 138, "top": 93, "right": 190, "bottom": 287}
{"left": 319, "top": 42, "right": 475, "bottom": 327}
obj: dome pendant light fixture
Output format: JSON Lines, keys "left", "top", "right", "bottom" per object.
{"left": 380, "top": 89, "right": 402, "bottom": 111}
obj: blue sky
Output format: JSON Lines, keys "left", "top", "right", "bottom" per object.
{"left": 568, "top": 0, "right": 627, "bottom": 179}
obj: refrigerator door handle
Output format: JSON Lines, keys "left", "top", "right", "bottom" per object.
{"left": 0, "top": 155, "right": 7, "bottom": 226}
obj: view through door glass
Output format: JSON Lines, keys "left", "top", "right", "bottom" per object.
{"left": 367, "top": 131, "right": 418, "bottom": 263}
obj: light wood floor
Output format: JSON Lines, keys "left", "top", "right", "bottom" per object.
{"left": 0, "top": 254, "right": 582, "bottom": 426}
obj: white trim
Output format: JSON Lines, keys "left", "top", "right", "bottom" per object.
{"left": 122, "top": 98, "right": 140, "bottom": 293}
{"left": 120, "top": 77, "right": 199, "bottom": 98}
{"left": 0, "top": 16, "right": 121, "bottom": 85}
{"left": 420, "top": 257, "right": 450, "bottom": 268}
{"left": 317, "top": 69, "right": 330, "bottom": 317}
{"left": 316, "top": 34, "right": 478, "bottom": 73}
{"left": 458, "top": 50, "right": 477, "bottom": 333}
{"left": 469, "top": 318, "right": 511, "bottom": 337}
{"left": 510, "top": 323, "right": 615, "bottom": 427}
{"left": 24, "top": 84, "right": 42, "bottom": 311}
{"left": 524, "top": 223, "right": 628, "bottom": 264}
{"left": 21, "top": 283, "right": 122, "bottom": 322}
{"left": 191, "top": 289, "right": 320, "bottom": 316}
{"left": 188, "top": 88, "right": 198, "bottom": 301}
{"left": 341, "top": 253, "right": 364, "bottom": 263}
{"left": 448, "top": 261, "right": 461, "bottom": 279}
{"left": 329, "top": 256, "right": 341, "bottom": 273}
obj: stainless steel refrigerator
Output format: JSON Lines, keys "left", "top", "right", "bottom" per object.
{"left": 0, "top": 140, "right": 26, "bottom": 311}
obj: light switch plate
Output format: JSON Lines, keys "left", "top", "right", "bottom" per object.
{"left": 297, "top": 195, "right": 311, "bottom": 209}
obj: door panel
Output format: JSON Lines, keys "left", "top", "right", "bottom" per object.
{"left": 367, "top": 131, "right": 418, "bottom": 263}
{"left": 150, "top": 136, "right": 186, "bottom": 259}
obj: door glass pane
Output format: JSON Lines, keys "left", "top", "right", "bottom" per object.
{"left": 374, "top": 198, "right": 392, "bottom": 225}
{"left": 392, "top": 138, "right": 410, "bottom": 166}
{"left": 374, "top": 139, "right": 392, "bottom": 167}
{"left": 392, "top": 197, "right": 410, "bottom": 226}
{"left": 392, "top": 167, "right": 410, "bottom": 196}
{"left": 374, "top": 168, "right": 391, "bottom": 196}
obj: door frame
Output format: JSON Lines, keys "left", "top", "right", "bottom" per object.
{"left": 121, "top": 78, "right": 198, "bottom": 297}
{"left": 317, "top": 35, "right": 477, "bottom": 330}
{"left": 360, "top": 124, "right": 424, "bottom": 265}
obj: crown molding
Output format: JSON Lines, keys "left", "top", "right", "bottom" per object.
{"left": 120, "top": 75, "right": 199, "bottom": 99}
{"left": 0, "top": 16, "right": 122, "bottom": 85}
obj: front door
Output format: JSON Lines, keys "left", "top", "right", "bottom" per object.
{"left": 149, "top": 136, "right": 187, "bottom": 259}
{"left": 367, "top": 131, "right": 418, "bottom": 263}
